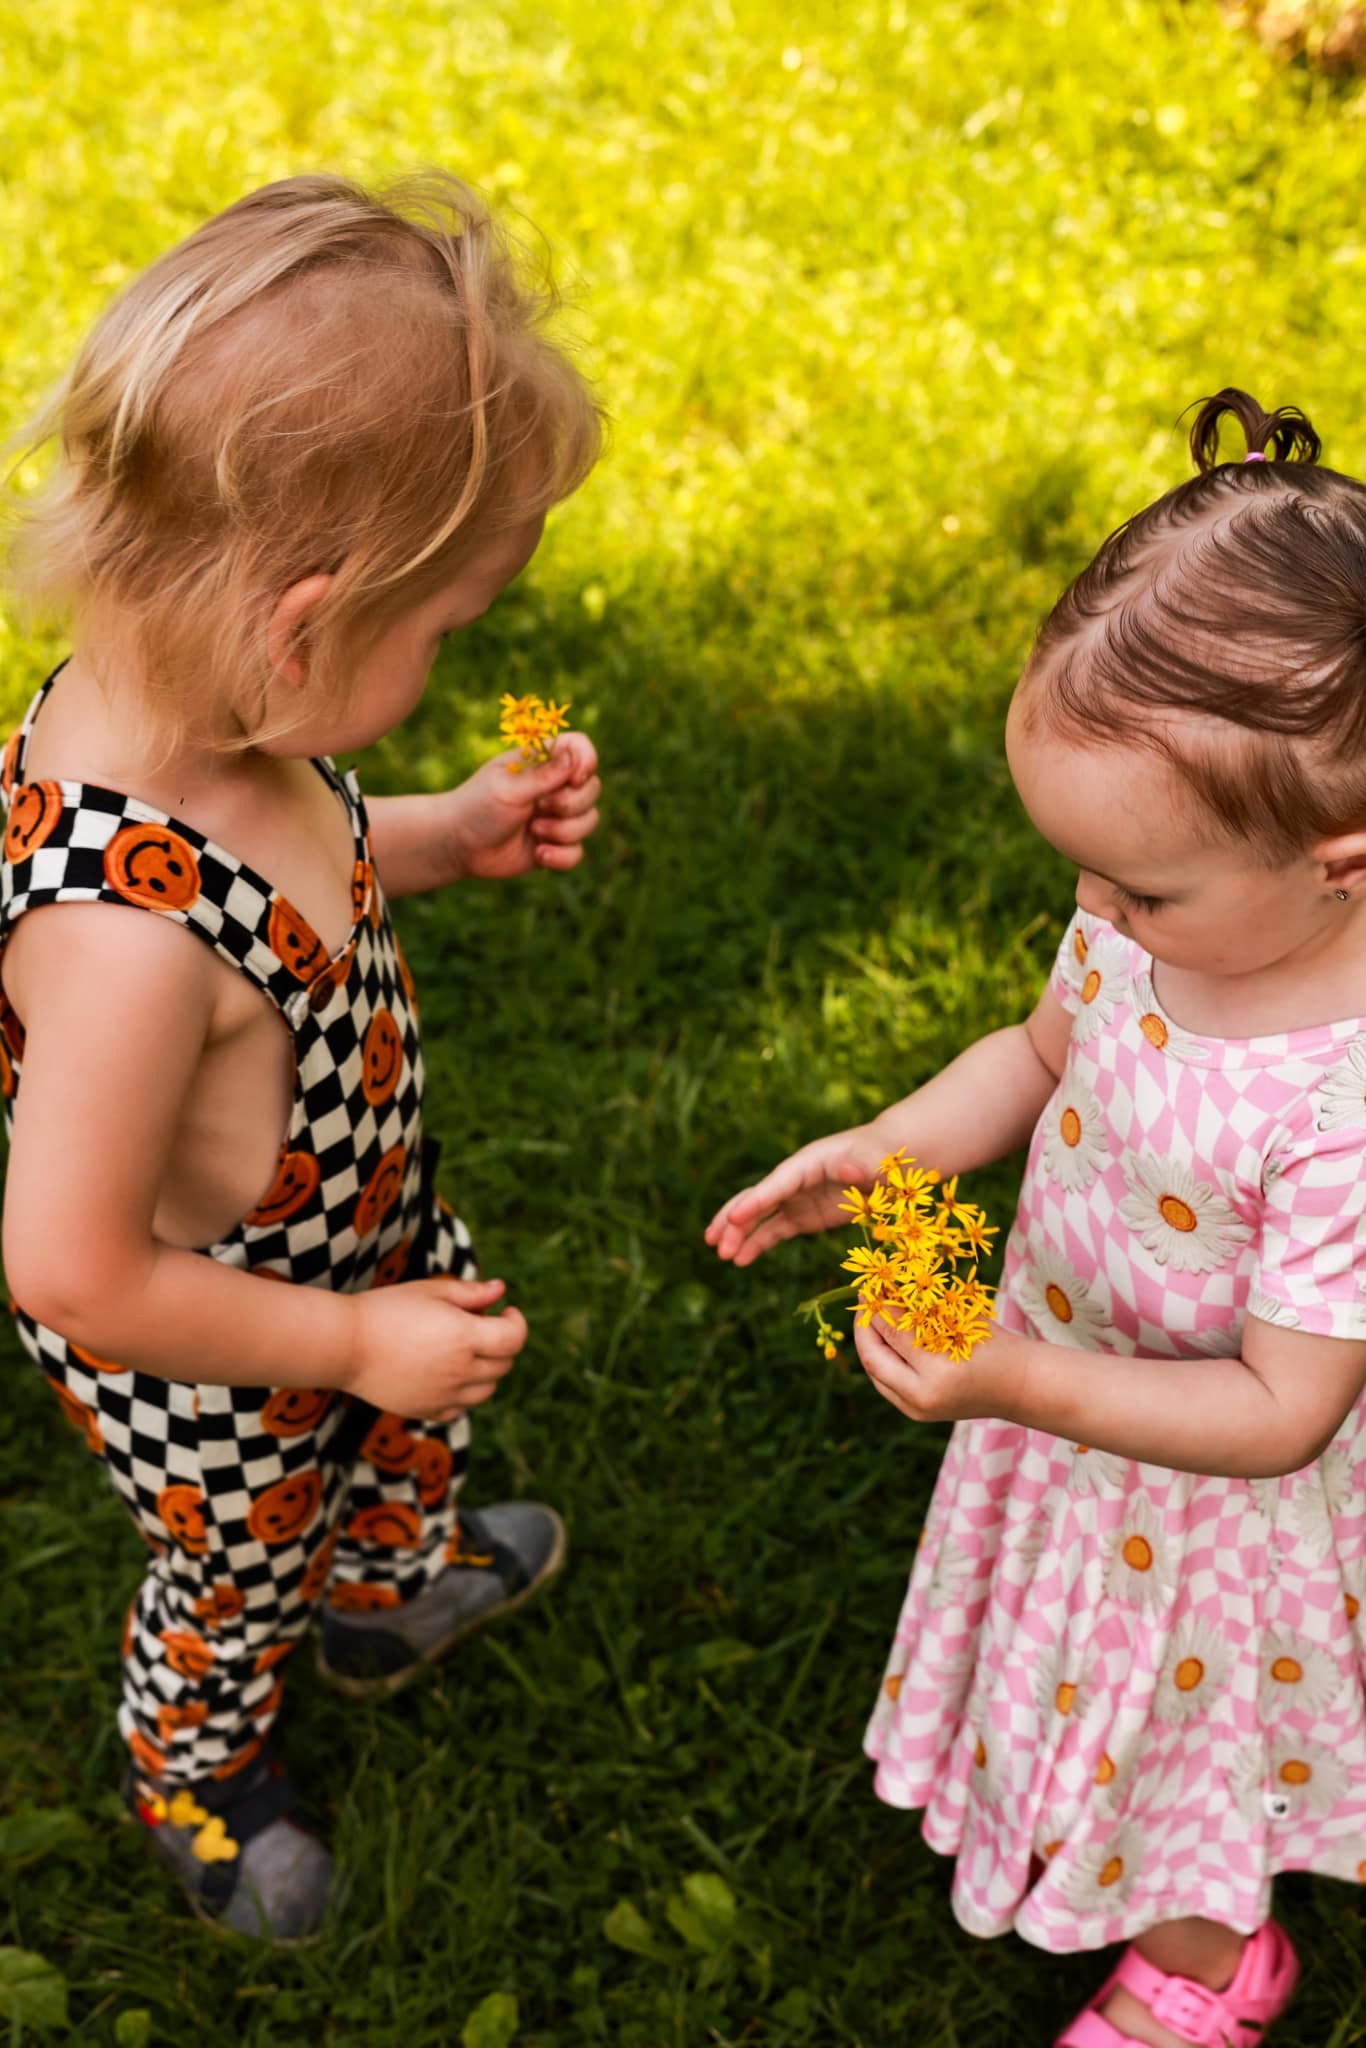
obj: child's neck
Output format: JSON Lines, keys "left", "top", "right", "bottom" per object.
{"left": 1153, "top": 912, "right": 1366, "bottom": 1038}
{"left": 40, "top": 648, "right": 282, "bottom": 815}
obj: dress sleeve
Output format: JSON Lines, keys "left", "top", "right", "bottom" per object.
{"left": 1048, "top": 909, "right": 1093, "bottom": 1017}
{"left": 1249, "top": 1073, "right": 1366, "bottom": 1341}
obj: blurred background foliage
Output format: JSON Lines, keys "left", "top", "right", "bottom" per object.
{"left": 2, "top": 1, "right": 1366, "bottom": 2041}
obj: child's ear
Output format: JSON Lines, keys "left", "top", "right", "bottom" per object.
{"left": 1317, "top": 827, "right": 1366, "bottom": 901}
{"left": 266, "top": 573, "right": 335, "bottom": 686}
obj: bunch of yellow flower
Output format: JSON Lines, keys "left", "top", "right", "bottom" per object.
{"left": 498, "top": 692, "right": 571, "bottom": 772}
{"left": 799, "top": 1151, "right": 998, "bottom": 1364}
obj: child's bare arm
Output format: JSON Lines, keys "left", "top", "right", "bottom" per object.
{"left": 706, "top": 987, "right": 1072, "bottom": 1266}
{"left": 367, "top": 733, "right": 600, "bottom": 896}
{"left": 4, "top": 907, "right": 522, "bottom": 1417}
{"left": 855, "top": 1314, "right": 1366, "bottom": 1481}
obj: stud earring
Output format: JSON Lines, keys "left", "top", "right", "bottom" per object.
{"left": 1336, "top": 889, "right": 1350, "bottom": 901}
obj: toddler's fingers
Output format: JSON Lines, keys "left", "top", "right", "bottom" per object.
{"left": 434, "top": 1276, "right": 506, "bottom": 1311}
{"left": 470, "top": 1305, "right": 528, "bottom": 1356}
{"left": 532, "top": 809, "right": 598, "bottom": 846}
{"left": 538, "top": 773, "right": 602, "bottom": 818}
{"left": 558, "top": 731, "right": 598, "bottom": 784}
{"left": 535, "top": 842, "right": 586, "bottom": 872}
{"left": 458, "top": 1376, "right": 505, "bottom": 1408}
{"left": 704, "top": 1189, "right": 752, "bottom": 1242}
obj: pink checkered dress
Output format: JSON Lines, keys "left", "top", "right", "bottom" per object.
{"left": 864, "top": 910, "right": 1366, "bottom": 1952}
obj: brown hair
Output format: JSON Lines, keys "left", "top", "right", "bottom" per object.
{"left": 1025, "top": 387, "right": 1366, "bottom": 861}
{"left": 3, "top": 170, "right": 602, "bottom": 750}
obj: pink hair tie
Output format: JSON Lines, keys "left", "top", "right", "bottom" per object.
{"left": 1244, "top": 450, "right": 1267, "bottom": 462}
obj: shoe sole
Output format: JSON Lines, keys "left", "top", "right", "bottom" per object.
{"left": 122, "top": 1807, "right": 330, "bottom": 1947}
{"left": 313, "top": 1509, "right": 568, "bottom": 1701}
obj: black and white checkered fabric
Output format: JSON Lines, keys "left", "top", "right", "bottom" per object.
{"left": 1, "top": 667, "right": 478, "bottom": 1783}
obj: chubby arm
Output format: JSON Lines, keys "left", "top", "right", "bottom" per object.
{"left": 707, "top": 986, "right": 1072, "bottom": 1266}
{"left": 3, "top": 907, "right": 522, "bottom": 1415}
{"left": 856, "top": 1313, "right": 1366, "bottom": 1481}
{"left": 367, "top": 733, "right": 600, "bottom": 897}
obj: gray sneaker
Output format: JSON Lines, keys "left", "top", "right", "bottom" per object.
{"left": 125, "top": 1749, "right": 334, "bottom": 1943}
{"left": 316, "top": 1502, "right": 567, "bottom": 1699}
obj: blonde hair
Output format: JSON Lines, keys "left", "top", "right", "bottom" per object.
{"left": 3, "top": 170, "right": 602, "bottom": 749}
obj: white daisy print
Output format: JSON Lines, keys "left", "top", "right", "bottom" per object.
{"left": 1041, "top": 1074, "right": 1109, "bottom": 1192}
{"left": 1128, "top": 972, "right": 1210, "bottom": 1064}
{"left": 1031, "top": 1640, "right": 1090, "bottom": 1725}
{"left": 1267, "top": 1736, "right": 1348, "bottom": 1818}
{"left": 1117, "top": 1152, "right": 1252, "bottom": 1275}
{"left": 1069, "top": 1443, "right": 1130, "bottom": 1498}
{"left": 1063, "top": 1820, "right": 1150, "bottom": 1911}
{"left": 1289, "top": 1444, "right": 1363, "bottom": 1560}
{"left": 1152, "top": 1616, "right": 1233, "bottom": 1725}
{"left": 1072, "top": 936, "right": 1131, "bottom": 1045}
{"left": 1258, "top": 1632, "right": 1342, "bottom": 1719}
{"left": 1016, "top": 1245, "right": 1112, "bottom": 1349}
{"left": 1342, "top": 1560, "right": 1366, "bottom": 1635}
{"left": 1226, "top": 1743, "right": 1268, "bottom": 1828}
{"left": 1057, "top": 914, "right": 1094, "bottom": 999}
{"left": 1104, "top": 1494, "right": 1178, "bottom": 1616}
{"left": 966, "top": 1704, "right": 1011, "bottom": 1806}
{"left": 1246, "top": 1287, "right": 1300, "bottom": 1331}
{"left": 1316, "top": 1039, "right": 1366, "bottom": 1134}
{"left": 1247, "top": 1476, "right": 1285, "bottom": 1526}
{"left": 923, "top": 1534, "right": 979, "bottom": 1612}
{"left": 1006, "top": 1500, "right": 1056, "bottom": 1573}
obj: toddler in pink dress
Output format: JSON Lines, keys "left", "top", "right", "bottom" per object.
{"left": 709, "top": 389, "right": 1366, "bottom": 2048}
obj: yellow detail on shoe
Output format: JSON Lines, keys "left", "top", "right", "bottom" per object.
{"left": 190, "top": 1815, "right": 239, "bottom": 1864}
{"left": 167, "top": 1791, "right": 210, "bottom": 1829}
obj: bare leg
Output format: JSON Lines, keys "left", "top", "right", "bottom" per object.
{"left": 1101, "top": 1917, "right": 1247, "bottom": 2048}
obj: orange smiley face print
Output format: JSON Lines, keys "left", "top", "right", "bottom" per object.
{"left": 361, "top": 1008, "right": 403, "bottom": 1107}
{"left": 5, "top": 782, "right": 64, "bottom": 865}
{"left": 372, "top": 1237, "right": 412, "bottom": 1288}
{"left": 346, "top": 1501, "right": 422, "bottom": 1549}
{"left": 157, "top": 1484, "right": 209, "bottom": 1556}
{"left": 360, "top": 1412, "right": 418, "bottom": 1473}
{"left": 327, "top": 1580, "right": 403, "bottom": 1612}
{"left": 0, "top": 985, "right": 26, "bottom": 1063}
{"left": 354, "top": 1144, "right": 406, "bottom": 1237}
{"left": 260, "top": 1387, "right": 333, "bottom": 1437}
{"left": 351, "top": 859, "right": 373, "bottom": 925}
{"left": 52, "top": 1380, "right": 104, "bottom": 1454}
{"left": 127, "top": 1728, "right": 167, "bottom": 1778}
{"left": 299, "top": 1527, "right": 339, "bottom": 1603}
{"left": 268, "top": 897, "right": 327, "bottom": 985}
{"left": 159, "top": 1629, "right": 217, "bottom": 1681}
{"left": 69, "top": 1339, "right": 129, "bottom": 1375}
{"left": 192, "top": 1581, "right": 245, "bottom": 1631}
{"left": 244, "top": 1148, "right": 321, "bottom": 1228}
{"left": 104, "top": 825, "right": 202, "bottom": 910}
{"left": 412, "top": 1439, "right": 453, "bottom": 1509}
{"left": 0, "top": 730, "right": 22, "bottom": 799}
{"left": 307, "top": 935, "right": 357, "bottom": 1013}
{"left": 246, "top": 1470, "right": 323, "bottom": 1545}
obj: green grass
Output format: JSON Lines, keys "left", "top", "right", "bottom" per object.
{"left": 4, "top": 0, "right": 1366, "bottom": 2040}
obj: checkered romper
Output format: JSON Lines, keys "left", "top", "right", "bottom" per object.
{"left": 1, "top": 670, "right": 480, "bottom": 1785}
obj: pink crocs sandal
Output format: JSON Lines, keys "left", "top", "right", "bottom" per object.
{"left": 1055, "top": 1919, "right": 1299, "bottom": 2047}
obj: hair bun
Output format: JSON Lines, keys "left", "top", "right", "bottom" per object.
{"left": 1187, "top": 387, "right": 1321, "bottom": 473}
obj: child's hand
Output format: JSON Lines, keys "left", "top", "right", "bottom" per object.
{"left": 446, "top": 734, "right": 600, "bottom": 880}
{"left": 706, "top": 1126, "right": 886, "bottom": 1267}
{"left": 854, "top": 1313, "right": 1020, "bottom": 1425}
{"left": 343, "top": 1276, "right": 527, "bottom": 1421}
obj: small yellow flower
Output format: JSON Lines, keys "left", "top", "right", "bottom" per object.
{"left": 498, "top": 692, "right": 571, "bottom": 770}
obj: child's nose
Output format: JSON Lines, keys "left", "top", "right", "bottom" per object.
{"left": 1075, "top": 871, "right": 1117, "bottom": 923}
